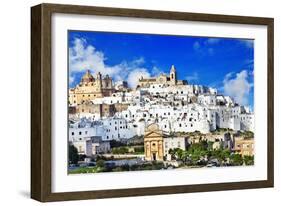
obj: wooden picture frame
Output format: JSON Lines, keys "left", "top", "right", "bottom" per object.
{"left": 31, "top": 3, "right": 274, "bottom": 202}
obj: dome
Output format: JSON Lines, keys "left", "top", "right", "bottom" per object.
{"left": 81, "top": 70, "right": 94, "bottom": 83}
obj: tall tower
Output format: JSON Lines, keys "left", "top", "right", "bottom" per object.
{"left": 170, "top": 65, "right": 177, "bottom": 85}
{"left": 96, "top": 72, "right": 103, "bottom": 96}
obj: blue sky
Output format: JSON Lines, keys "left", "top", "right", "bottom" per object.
{"left": 68, "top": 30, "right": 254, "bottom": 108}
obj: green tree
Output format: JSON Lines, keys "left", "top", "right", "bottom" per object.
{"left": 134, "top": 146, "right": 144, "bottom": 154}
{"left": 230, "top": 154, "right": 243, "bottom": 166}
{"left": 96, "top": 159, "right": 105, "bottom": 168}
{"left": 112, "top": 146, "right": 129, "bottom": 154}
{"left": 175, "top": 148, "right": 184, "bottom": 160}
{"left": 110, "top": 140, "right": 126, "bottom": 148}
{"left": 69, "top": 145, "right": 79, "bottom": 164}
{"left": 207, "top": 141, "right": 214, "bottom": 151}
{"left": 244, "top": 155, "right": 254, "bottom": 165}
{"left": 185, "top": 142, "right": 209, "bottom": 165}
{"left": 168, "top": 148, "right": 175, "bottom": 159}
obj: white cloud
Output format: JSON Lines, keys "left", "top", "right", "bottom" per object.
{"left": 193, "top": 41, "right": 200, "bottom": 50}
{"left": 208, "top": 48, "right": 214, "bottom": 55}
{"left": 69, "top": 76, "right": 75, "bottom": 84}
{"left": 239, "top": 39, "right": 254, "bottom": 48}
{"left": 223, "top": 70, "right": 252, "bottom": 105}
{"left": 186, "top": 72, "right": 199, "bottom": 82}
{"left": 193, "top": 40, "right": 215, "bottom": 55}
{"left": 127, "top": 69, "right": 151, "bottom": 88}
{"left": 69, "top": 38, "right": 157, "bottom": 88}
{"left": 205, "top": 38, "right": 220, "bottom": 45}
{"left": 151, "top": 66, "right": 163, "bottom": 76}
{"left": 69, "top": 38, "right": 121, "bottom": 77}
{"left": 132, "top": 57, "right": 145, "bottom": 65}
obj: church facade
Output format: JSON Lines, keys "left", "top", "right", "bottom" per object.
{"left": 144, "top": 123, "right": 189, "bottom": 161}
{"left": 144, "top": 124, "right": 165, "bottom": 161}
{"left": 137, "top": 65, "right": 187, "bottom": 88}
{"left": 68, "top": 70, "right": 114, "bottom": 105}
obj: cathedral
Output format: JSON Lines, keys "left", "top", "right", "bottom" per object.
{"left": 68, "top": 70, "right": 114, "bottom": 105}
{"left": 137, "top": 65, "right": 188, "bottom": 88}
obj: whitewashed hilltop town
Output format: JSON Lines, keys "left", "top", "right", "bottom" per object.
{"left": 68, "top": 65, "right": 254, "bottom": 173}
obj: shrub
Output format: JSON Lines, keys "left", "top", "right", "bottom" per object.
{"left": 68, "top": 145, "right": 79, "bottom": 164}
{"left": 244, "top": 155, "right": 254, "bottom": 165}
{"left": 96, "top": 159, "right": 105, "bottom": 168}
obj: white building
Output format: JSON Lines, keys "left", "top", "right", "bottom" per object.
{"left": 163, "top": 136, "right": 189, "bottom": 160}
{"left": 69, "top": 69, "right": 254, "bottom": 142}
{"left": 71, "top": 136, "right": 110, "bottom": 157}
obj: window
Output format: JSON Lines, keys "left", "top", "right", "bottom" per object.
{"left": 71, "top": 132, "right": 74, "bottom": 135}
{"left": 115, "top": 127, "right": 117, "bottom": 130}
{"left": 79, "top": 131, "right": 82, "bottom": 135}
{"left": 85, "top": 131, "right": 88, "bottom": 135}
{"left": 191, "top": 124, "right": 193, "bottom": 127}
{"left": 243, "top": 144, "right": 249, "bottom": 149}
{"left": 179, "top": 123, "right": 182, "bottom": 127}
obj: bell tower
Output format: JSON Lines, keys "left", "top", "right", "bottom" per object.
{"left": 96, "top": 72, "right": 103, "bottom": 97}
{"left": 170, "top": 65, "right": 177, "bottom": 85}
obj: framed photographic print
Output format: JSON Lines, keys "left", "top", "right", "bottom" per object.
{"left": 31, "top": 3, "right": 274, "bottom": 202}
